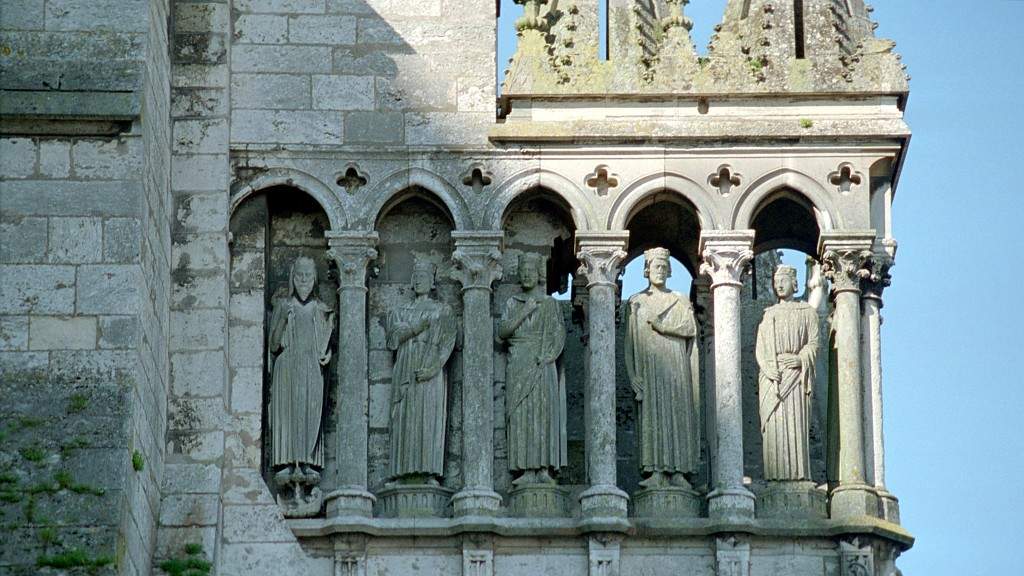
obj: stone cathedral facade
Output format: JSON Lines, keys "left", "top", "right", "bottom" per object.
{"left": 0, "top": 0, "right": 913, "bottom": 574}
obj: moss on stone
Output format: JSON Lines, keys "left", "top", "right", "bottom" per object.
{"left": 132, "top": 450, "right": 144, "bottom": 472}
{"left": 36, "top": 548, "right": 114, "bottom": 570}
{"left": 18, "top": 446, "right": 46, "bottom": 463}
{"left": 68, "top": 393, "right": 90, "bottom": 413}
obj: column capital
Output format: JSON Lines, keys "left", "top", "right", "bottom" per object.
{"left": 575, "top": 232, "right": 629, "bottom": 289}
{"left": 326, "top": 231, "right": 379, "bottom": 288}
{"left": 818, "top": 232, "right": 875, "bottom": 295}
{"left": 450, "top": 231, "right": 504, "bottom": 292}
{"left": 698, "top": 230, "right": 755, "bottom": 288}
{"left": 861, "top": 247, "right": 895, "bottom": 301}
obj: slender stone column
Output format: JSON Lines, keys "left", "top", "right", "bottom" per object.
{"left": 575, "top": 233, "right": 630, "bottom": 520}
{"left": 861, "top": 246, "right": 899, "bottom": 522}
{"left": 819, "top": 232, "right": 877, "bottom": 518}
{"left": 699, "top": 231, "right": 757, "bottom": 520}
{"left": 450, "top": 231, "right": 505, "bottom": 517}
{"left": 693, "top": 276, "right": 717, "bottom": 489}
{"left": 324, "top": 231, "right": 379, "bottom": 518}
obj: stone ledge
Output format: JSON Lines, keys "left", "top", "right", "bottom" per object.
{"left": 1, "top": 90, "right": 140, "bottom": 120}
{"left": 287, "top": 515, "right": 914, "bottom": 549}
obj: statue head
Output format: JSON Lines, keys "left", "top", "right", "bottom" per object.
{"left": 290, "top": 257, "right": 318, "bottom": 302}
{"left": 773, "top": 265, "right": 798, "bottom": 300}
{"left": 517, "top": 252, "right": 545, "bottom": 291}
{"left": 643, "top": 247, "right": 672, "bottom": 287}
{"left": 411, "top": 259, "right": 436, "bottom": 296}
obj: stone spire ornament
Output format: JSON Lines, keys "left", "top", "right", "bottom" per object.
{"left": 623, "top": 247, "right": 702, "bottom": 517}
{"left": 267, "top": 256, "right": 335, "bottom": 517}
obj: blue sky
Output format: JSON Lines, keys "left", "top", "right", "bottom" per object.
{"left": 498, "top": 1, "right": 1024, "bottom": 573}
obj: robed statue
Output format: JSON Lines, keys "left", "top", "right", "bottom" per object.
{"left": 498, "top": 253, "right": 568, "bottom": 486}
{"left": 623, "top": 248, "right": 701, "bottom": 488}
{"left": 386, "top": 260, "right": 457, "bottom": 485}
{"left": 268, "top": 256, "right": 334, "bottom": 514}
{"left": 756, "top": 265, "right": 820, "bottom": 480}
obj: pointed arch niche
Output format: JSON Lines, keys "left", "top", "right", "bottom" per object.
{"left": 227, "top": 186, "right": 340, "bottom": 508}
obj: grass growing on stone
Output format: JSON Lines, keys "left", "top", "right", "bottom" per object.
{"left": 800, "top": 118, "right": 814, "bottom": 129}
{"left": 159, "top": 543, "right": 211, "bottom": 576}
{"left": 68, "top": 393, "right": 90, "bottom": 413}
{"left": 55, "top": 470, "right": 106, "bottom": 496}
{"left": 60, "top": 436, "right": 91, "bottom": 457}
{"left": 38, "top": 527, "right": 58, "bottom": 546}
{"left": 36, "top": 548, "right": 114, "bottom": 571}
{"left": 19, "top": 445, "right": 46, "bottom": 463}
{"left": 132, "top": 450, "right": 145, "bottom": 472}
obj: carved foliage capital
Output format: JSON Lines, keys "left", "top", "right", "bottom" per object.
{"left": 326, "top": 233, "right": 378, "bottom": 288}
{"left": 700, "top": 246, "right": 754, "bottom": 287}
{"left": 861, "top": 252, "right": 894, "bottom": 300}
{"left": 576, "top": 245, "right": 627, "bottom": 288}
{"left": 451, "top": 242, "right": 503, "bottom": 291}
{"left": 821, "top": 248, "right": 873, "bottom": 294}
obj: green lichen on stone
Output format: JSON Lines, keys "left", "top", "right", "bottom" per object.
{"left": 159, "top": 543, "right": 211, "bottom": 576}
{"left": 60, "top": 436, "right": 91, "bottom": 458}
{"left": 132, "top": 450, "right": 145, "bottom": 472}
{"left": 18, "top": 416, "right": 45, "bottom": 429}
{"left": 38, "top": 527, "right": 58, "bottom": 546}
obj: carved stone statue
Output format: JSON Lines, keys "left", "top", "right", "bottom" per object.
{"left": 756, "top": 265, "right": 820, "bottom": 481}
{"left": 498, "top": 253, "right": 568, "bottom": 486}
{"left": 386, "top": 260, "right": 457, "bottom": 485}
{"left": 268, "top": 256, "right": 334, "bottom": 516}
{"left": 623, "top": 248, "right": 700, "bottom": 489}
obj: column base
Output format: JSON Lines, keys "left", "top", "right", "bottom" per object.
{"left": 707, "top": 487, "right": 756, "bottom": 521}
{"left": 876, "top": 488, "right": 901, "bottom": 524}
{"left": 829, "top": 483, "right": 880, "bottom": 519}
{"left": 509, "top": 484, "right": 569, "bottom": 518}
{"left": 633, "top": 486, "right": 702, "bottom": 518}
{"left": 324, "top": 487, "right": 376, "bottom": 518}
{"left": 452, "top": 488, "right": 503, "bottom": 517}
{"left": 756, "top": 481, "right": 827, "bottom": 520}
{"left": 579, "top": 484, "right": 629, "bottom": 519}
{"left": 378, "top": 484, "right": 454, "bottom": 518}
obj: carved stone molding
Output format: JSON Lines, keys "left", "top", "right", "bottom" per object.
{"left": 839, "top": 537, "right": 876, "bottom": 576}
{"left": 450, "top": 231, "right": 504, "bottom": 292}
{"left": 708, "top": 164, "right": 742, "bottom": 197}
{"left": 336, "top": 163, "right": 369, "bottom": 195}
{"left": 698, "top": 231, "right": 755, "bottom": 288}
{"left": 829, "top": 162, "right": 864, "bottom": 195}
{"left": 587, "top": 534, "right": 622, "bottom": 576}
{"left": 460, "top": 162, "right": 493, "bottom": 194}
{"left": 584, "top": 165, "right": 620, "bottom": 197}
{"left": 575, "top": 233, "right": 629, "bottom": 289}
{"left": 715, "top": 535, "right": 751, "bottom": 576}
{"left": 462, "top": 536, "right": 495, "bottom": 576}
{"left": 862, "top": 249, "right": 895, "bottom": 301}
{"left": 819, "top": 232, "right": 875, "bottom": 295}
{"left": 334, "top": 536, "right": 368, "bottom": 576}
{"left": 326, "top": 231, "right": 379, "bottom": 289}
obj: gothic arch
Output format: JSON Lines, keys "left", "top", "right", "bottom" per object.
{"left": 230, "top": 168, "right": 346, "bottom": 230}
{"left": 609, "top": 172, "right": 718, "bottom": 231}
{"left": 369, "top": 167, "right": 471, "bottom": 230}
{"left": 731, "top": 168, "right": 838, "bottom": 231}
{"left": 485, "top": 167, "right": 594, "bottom": 232}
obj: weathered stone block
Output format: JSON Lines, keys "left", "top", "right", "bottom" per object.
{"left": 0, "top": 0, "right": 45, "bottom": 29}
{"left": 167, "top": 429, "right": 225, "bottom": 461}
{"left": 344, "top": 112, "right": 403, "bottom": 144}
{"left": 231, "top": 45, "right": 332, "bottom": 74}
{"left": 220, "top": 542, "right": 332, "bottom": 576}
{"left": 234, "top": 14, "right": 289, "bottom": 44}
{"left": 171, "top": 154, "right": 229, "bottom": 192}
{"left": 234, "top": 0, "right": 325, "bottom": 14}
{"left": 368, "top": 383, "right": 390, "bottom": 427}
{"left": 287, "top": 14, "right": 356, "bottom": 45}
{"left": 228, "top": 324, "right": 264, "bottom": 368}
{"left": 312, "top": 74, "right": 373, "bottom": 111}
{"left": 171, "top": 309, "right": 226, "bottom": 350}
{"left": 222, "top": 505, "right": 295, "bottom": 543}
{"left": 104, "top": 218, "right": 142, "bottom": 263}
{"left": 172, "top": 87, "right": 229, "bottom": 117}
{"left": 0, "top": 217, "right": 47, "bottom": 263}
{"left": 405, "top": 112, "right": 491, "bottom": 146}
{"left": 0, "top": 264, "right": 76, "bottom": 314}
{"left": 29, "top": 315, "right": 97, "bottom": 350}
{"left": 172, "top": 271, "right": 228, "bottom": 309}
{"left": 72, "top": 138, "right": 143, "bottom": 180}
{"left": 99, "top": 315, "right": 138, "bottom": 349}
{"left": 48, "top": 217, "right": 103, "bottom": 263}
{"left": 231, "top": 73, "right": 312, "bottom": 110}
{"left": 332, "top": 47, "right": 398, "bottom": 76}
{"left": 174, "top": 3, "right": 229, "bottom": 33}
{"left": 44, "top": 0, "right": 147, "bottom": 32}
{"left": 0, "top": 350, "right": 48, "bottom": 380}
{"left": 162, "top": 462, "right": 222, "bottom": 495}
{"left": 230, "top": 365, "right": 263, "bottom": 413}
{"left": 173, "top": 234, "right": 228, "bottom": 270}
{"left": 0, "top": 316, "right": 29, "bottom": 351}
{"left": 50, "top": 349, "right": 134, "bottom": 383}
{"left": 77, "top": 264, "right": 140, "bottom": 314}
{"left": 228, "top": 291, "right": 264, "bottom": 323}
{"left": 172, "top": 63, "right": 229, "bottom": 89}
{"left": 155, "top": 526, "right": 217, "bottom": 562}
{"left": 1, "top": 180, "right": 142, "bottom": 217}
{"left": 172, "top": 118, "right": 229, "bottom": 154}
{"left": 159, "top": 494, "right": 220, "bottom": 527}
{"left": 222, "top": 467, "right": 275, "bottom": 505}
{"left": 38, "top": 139, "right": 71, "bottom": 178}
{"left": 173, "top": 192, "right": 227, "bottom": 235}
{"left": 171, "top": 350, "right": 226, "bottom": 397}
{"left": 231, "top": 109, "right": 343, "bottom": 145}
{"left": 356, "top": 17, "right": 403, "bottom": 45}
{"left": 0, "top": 138, "right": 36, "bottom": 178}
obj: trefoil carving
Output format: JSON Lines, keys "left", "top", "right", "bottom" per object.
{"left": 336, "top": 163, "right": 368, "bottom": 195}
{"left": 585, "top": 165, "right": 620, "bottom": 197}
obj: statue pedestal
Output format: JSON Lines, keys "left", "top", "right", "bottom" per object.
{"left": 756, "top": 481, "right": 827, "bottom": 519}
{"left": 377, "top": 485, "right": 454, "bottom": 518}
{"left": 877, "top": 489, "right": 900, "bottom": 523}
{"left": 325, "top": 487, "right": 376, "bottom": 518}
{"left": 508, "top": 484, "right": 569, "bottom": 518}
{"left": 829, "top": 483, "right": 879, "bottom": 519}
{"left": 278, "top": 486, "right": 323, "bottom": 518}
{"left": 579, "top": 484, "right": 630, "bottom": 519}
{"left": 633, "top": 486, "right": 702, "bottom": 518}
